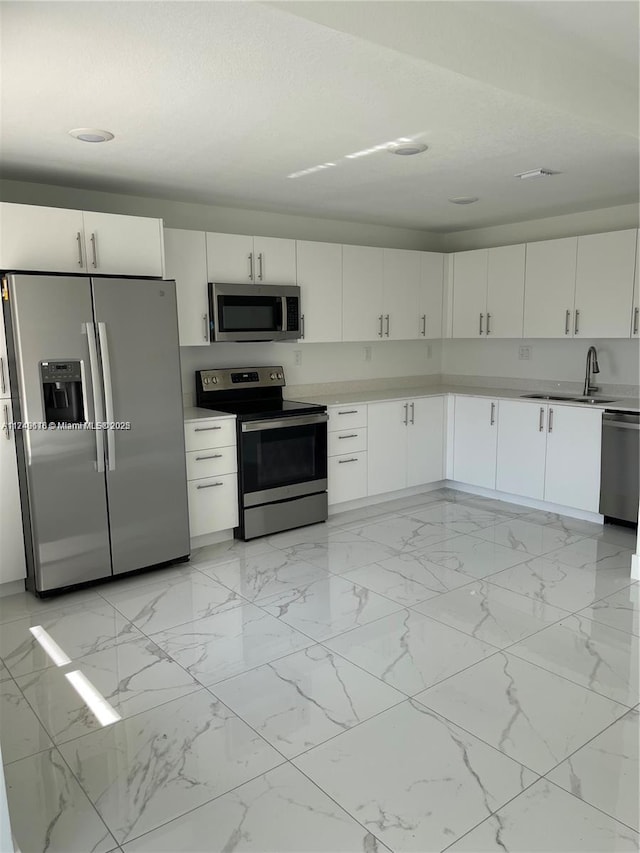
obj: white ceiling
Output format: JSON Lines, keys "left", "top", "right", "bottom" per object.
{"left": 0, "top": 1, "right": 637, "bottom": 232}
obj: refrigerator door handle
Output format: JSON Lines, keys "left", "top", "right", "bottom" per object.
{"left": 85, "top": 322, "right": 105, "bottom": 473}
{"left": 97, "top": 322, "right": 116, "bottom": 471}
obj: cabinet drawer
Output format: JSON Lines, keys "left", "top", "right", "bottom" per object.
{"left": 187, "top": 473, "right": 238, "bottom": 537}
{"left": 186, "top": 446, "right": 237, "bottom": 480}
{"left": 328, "top": 452, "right": 368, "bottom": 505}
{"left": 184, "top": 418, "right": 236, "bottom": 452}
{"left": 328, "top": 427, "right": 367, "bottom": 456}
{"left": 328, "top": 405, "right": 367, "bottom": 431}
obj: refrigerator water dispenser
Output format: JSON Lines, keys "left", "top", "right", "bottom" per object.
{"left": 40, "top": 361, "right": 85, "bottom": 425}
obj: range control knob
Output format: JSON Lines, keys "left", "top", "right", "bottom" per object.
{"left": 270, "top": 372, "right": 276, "bottom": 380}
{"left": 203, "top": 377, "right": 210, "bottom": 385}
{"left": 277, "top": 372, "right": 283, "bottom": 379}
{"left": 212, "top": 376, "right": 218, "bottom": 384}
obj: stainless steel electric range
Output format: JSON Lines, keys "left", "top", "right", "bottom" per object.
{"left": 195, "top": 366, "right": 328, "bottom": 539}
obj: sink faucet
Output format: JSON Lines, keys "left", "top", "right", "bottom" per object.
{"left": 583, "top": 346, "right": 600, "bottom": 396}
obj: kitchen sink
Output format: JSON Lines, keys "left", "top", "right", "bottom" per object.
{"left": 571, "top": 396, "right": 617, "bottom": 404}
{"left": 520, "top": 393, "right": 616, "bottom": 404}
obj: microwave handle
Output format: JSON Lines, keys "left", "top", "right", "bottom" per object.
{"left": 278, "top": 296, "right": 286, "bottom": 331}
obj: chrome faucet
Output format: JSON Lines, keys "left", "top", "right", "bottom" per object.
{"left": 583, "top": 346, "right": 600, "bottom": 396}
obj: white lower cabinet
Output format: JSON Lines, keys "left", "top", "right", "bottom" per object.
{"left": 328, "top": 453, "right": 368, "bottom": 504}
{"left": 452, "top": 396, "right": 498, "bottom": 489}
{"left": 184, "top": 416, "right": 238, "bottom": 537}
{"left": 368, "top": 397, "right": 444, "bottom": 496}
{"left": 544, "top": 405, "right": 602, "bottom": 512}
{"left": 328, "top": 405, "right": 368, "bottom": 505}
{"left": 0, "top": 400, "right": 26, "bottom": 585}
{"left": 496, "top": 400, "right": 547, "bottom": 499}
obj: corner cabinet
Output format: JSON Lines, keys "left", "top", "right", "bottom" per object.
{"left": 0, "top": 202, "right": 164, "bottom": 277}
{"left": 164, "top": 228, "right": 209, "bottom": 347}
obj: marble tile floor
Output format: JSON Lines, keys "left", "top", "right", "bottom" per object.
{"left": 0, "top": 487, "right": 638, "bottom": 852}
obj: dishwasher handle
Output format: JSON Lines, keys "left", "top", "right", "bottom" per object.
{"left": 603, "top": 412, "right": 640, "bottom": 430}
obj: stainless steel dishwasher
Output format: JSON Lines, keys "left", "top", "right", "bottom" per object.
{"left": 600, "top": 411, "right": 640, "bottom": 525}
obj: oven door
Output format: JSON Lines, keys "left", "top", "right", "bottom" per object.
{"left": 240, "top": 413, "right": 328, "bottom": 506}
{"left": 210, "top": 283, "right": 300, "bottom": 342}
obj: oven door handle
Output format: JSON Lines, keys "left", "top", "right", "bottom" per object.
{"left": 242, "top": 413, "right": 328, "bottom": 432}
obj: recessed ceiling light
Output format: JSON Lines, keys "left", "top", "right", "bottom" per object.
{"left": 449, "top": 196, "right": 479, "bottom": 205}
{"left": 69, "top": 128, "right": 114, "bottom": 143}
{"left": 514, "top": 168, "right": 560, "bottom": 180}
{"left": 387, "top": 142, "right": 428, "bottom": 156}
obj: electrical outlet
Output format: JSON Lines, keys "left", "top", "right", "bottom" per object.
{"left": 364, "top": 346, "right": 372, "bottom": 362}
{"left": 294, "top": 350, "right": 302, "bottom": 366}
{"left": 518, "top": 346, "right": 531, "bottom": 361}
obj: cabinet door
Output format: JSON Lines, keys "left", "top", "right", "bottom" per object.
{"left": 329, "top": 452, "right": 368, "bottom": 505}
{"left": 452, "top": 249, "right": 488, "bottom": 338}
{"left": 495, "top": 401, "right": 546, "bottom": 500}
{"left": 82, "top": 211, "right": 164, "bottom": 277}
{"left": 342, "top": 245, "right": 384, "bottom": 342}
{"left": 0, "top": 309, "right": 9, "bottom": 399}
{"left": 487, "top": 244, "right": 525, "bottom": 338}
{"left": 407, "top": 396, "right": 444, "bottom": 487}
{"left": 188, "top": 473, "right": 238, "bottom": 537}
{"left": 164, "top": 229, "right": 209, "bottom": 346}
{"left": 574, "top": 230, "right": 637, "bottom": 339}
{"left": 632, "top": 231, "right": 639, "bottom": 338}
{"left": 382, "top": 249, "right": 421, "bottom": 340}
{"left": 452, "top": 396, "right": 498, "bottom": 488}
{"left": 206, "top": 232, "right": 254, "bottom": 283}
{"left": 0, "top": 202, "right": 86, "bottom": 273}
{"left": 253, "top": 236, "right": 297, "bottom": 284}
{"left": 544, "top": 406, "right": 602, "bottom": 513}
{"left": 0, "top": 400, "right": 26, "bottom": 584}
{"left": 296, "top": 241, "right": 342, "bottom": 342}
{"left": 523, "top": 237, "right": 577, "bottom": 338}
{"left": 419, "top": 252, "right": 444, "bottom": 339}
{"left": 367, "top": 401, "right": 407, "bottom": 495}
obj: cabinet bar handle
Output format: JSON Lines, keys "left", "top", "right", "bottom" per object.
{"left": 248, "top": 252, "right": 254, "bottom": 281}
{"left": 195, "top": 454, "right": 223, "bottom": 460}
{"left": 257, "top": 252, "right": 264, "bottom": 281}
{"left": 3, "top": 404, "right": 9, "bottom": 441}
{"left": 300, "top": 314, "right": 305, "bottom": 339}
{"left": 490, "top": 401, "right": 496, "bottom": 426}
{"left": 76, "top": 232, "right": 83, "bottom": 267}
{"left": 486, "top": 312, "right": 491, "bottom": 335}
{"left": 565, "top": 309, "right": 571, "bottom": 335}
{"left": 202, "top": 314, "right": 208, "bottom": 341}
{"left": 403, "top": 402, "right": 408, "bottom": 425}
{"left": 539, "top": 407, "right": 545, "bottom": 432}
{"left": 479, "top": 313, "right": 484, "bottom": 335}
{"left": 574, "top": 309, "right": 580, "bottom": 335}
{"left": 197, "top": 482, "right": 224, "bottom": 489}
{"left": 338, "top": 433, "right": 358, "bottom": 439}
{"left": 548, "top": 407, "right": 554, "bottom": 433}
{"left": 634, "top": 306, "right": 638, "bottom": 335}
{"left": 0, "top": 357, "right": 6, "bottom": 395}
{"left": 421, "top": 314, "right": 426, "bottom": 336}
{"left": 338, "top": 410, "right": 358, "bottom": 415}
{"left": 385, "top": 314, "right": 390, "bottom": 337}
{"left": 410, "top": 402, "right": 415, "bottom": 424}
{"left": 194, "top": 426, "right": 222, "bottom": 431}
{"left": 378, "top": 315, "right": 383, "bottom": 337}
{"left": 90, "top": 233, "right": 98, "bottom": 268}
{"left": 338, "top": 457, "right": 358, "bottom": 464}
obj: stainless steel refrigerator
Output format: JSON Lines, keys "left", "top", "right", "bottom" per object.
{"left": 3, "top": 273, "right": 190, "bottom": 594}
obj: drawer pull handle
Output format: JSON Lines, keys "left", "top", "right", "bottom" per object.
{"left": 539, "top": 407, "right": 545, "bottom": 432}
{"left": 195, "top": 454, "right": 223, "bottom": 460}
{"left": 338, "top": 458, "right": 358, "bottom": 464}
{"left": 338, "top": 433, "right": 358, "bottom": 439}
{"left": 490, "top": 402, "right": 496, "bottom": 426}
{"left": 565, "top": 309, "right": 571, "bottom": 335}
{"left": 337, "top": 410, "right": 358, "bottom": 415}
{"left": 194, "top": 426, "right": 222, "bottom": 431}
{"left": 197, "top": 482, "right": 224, "bottom": 489}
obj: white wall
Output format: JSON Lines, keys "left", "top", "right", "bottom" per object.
{"left": 181, "top": 340, "right": 441, "bottom": 401}
{"left": 0, "top": 178, "right": 442, "bottom": 251}
{"left": 442, "top": 338, "right": 639, "bottom": 389}
{"left": 441, "top": 204, "right": 638, "bottom": 251}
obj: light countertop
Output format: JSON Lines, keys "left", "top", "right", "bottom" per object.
{"left": 183, "top": 406, "right": 236, "bottom": 423}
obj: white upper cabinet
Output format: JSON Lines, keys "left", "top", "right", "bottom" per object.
{"left": 632, "top": 231, "right": 639, "bottom": 338}
{"left": 296, "top": 241, "right": 342, "bottom": 342}
{"left": 342, "top": 245, "right": 384, "bottom": 342}
{"left": 382, "top": 249, "right": 421, "bottom": 340}
{"left": 164, "top": 228, "right": 209, "bottom": 347}
{"left": 486, "top": 244, "right": 525, "bottom": 338}
{"left": 452, "top": 249, "right": 488, "bottom": 338}
{"left": 452, "top": 395, "right": 498, "bottom": 489}
{"left": 205, "top": 232, "right": 296, "bottom": 284}
{"left": 523, "top": 237, "right": 577, "bottom": 338}
{"left": 544, "top": 405, "right": 602, "bottom": 512}
{"left": 574, "top": 229, "right": 637, "bottom": 339}
{"left": 0, "top": 203, "right": 164, "bottom": 277}
{"left": 495, "top": 400, "right": 547, "bottom": 500}
{"left": 419, "top": 252, "right": 444, "bottom": 339}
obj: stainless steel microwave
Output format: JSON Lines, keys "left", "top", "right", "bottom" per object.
{"left": 208, "top": 282, "right": 301, "bottom": 342}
